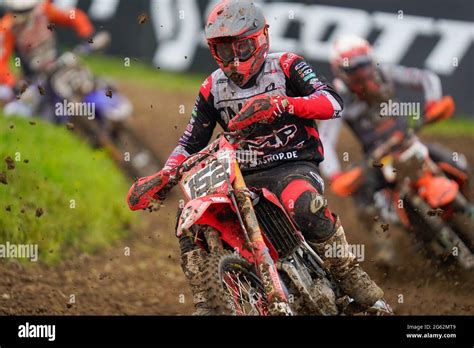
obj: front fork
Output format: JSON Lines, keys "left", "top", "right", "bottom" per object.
{"left": 231, "top": 162, "right": 292, "bottom": 315}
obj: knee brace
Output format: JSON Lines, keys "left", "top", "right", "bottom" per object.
{"left": 281, "top": 179, "right": 337, "bottom": 242}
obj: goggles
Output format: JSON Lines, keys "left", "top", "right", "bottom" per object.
{"left": 340, "top": 55, "right": 373, "bottom": 74}
{"left": 210, "top": 27, "right": 267, "bottom": 64}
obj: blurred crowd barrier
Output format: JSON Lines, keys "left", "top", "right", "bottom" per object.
{"left": 27, "top": 0, "right": 474, "bottom": 114}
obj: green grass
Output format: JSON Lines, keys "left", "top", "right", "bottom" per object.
{"left": 422, "top": 117, "right": 474, "bottom": 137}
{"left": 0, "top": 115, "right": 133, "bottom": 264}
{"left": 83, "top": 54, "right": 205, "bottom": 93}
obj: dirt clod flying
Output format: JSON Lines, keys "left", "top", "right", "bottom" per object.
{"left": 36, "top": 208, "right": 44, "bottom": 218}
{"left": 137, "top": 13, "right": 148, "bottom": 25}
{"left": 5, "top": 156, "right": 15, "bottom": 170}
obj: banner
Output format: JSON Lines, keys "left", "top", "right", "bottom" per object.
{"left": 53, "top": 0, "right": 474, "bottom": 114}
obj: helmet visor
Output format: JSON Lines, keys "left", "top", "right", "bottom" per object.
{"left": 341, "top": 55, "right": 372, "bottom": 74}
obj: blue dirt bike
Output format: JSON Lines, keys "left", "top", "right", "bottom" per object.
{"left": 3, "top": 31, "right": 160, "bottom": 179}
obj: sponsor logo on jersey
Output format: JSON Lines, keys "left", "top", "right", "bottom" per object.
{"left": 245, "top": 124, "right": 298, "bottom": 151}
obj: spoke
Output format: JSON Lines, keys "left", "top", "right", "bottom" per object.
{"left": 221, "top": 267, "right": 268, "bottom": 315}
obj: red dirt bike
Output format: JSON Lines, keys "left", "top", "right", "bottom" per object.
{"left": 332, "top": 129, "right": 474, "bottom": 271}
{"left": 160, "top": 131, "right": 392, "bottom": 315}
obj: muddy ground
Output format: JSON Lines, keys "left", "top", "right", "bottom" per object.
{"left": 0, "top": 80, "right": 473, "bottom": 315}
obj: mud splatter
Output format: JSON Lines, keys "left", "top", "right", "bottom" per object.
{"left": 5, "top": 156, "right": 15, "bottom": 170}
{"left": 35, "top": 208, "right": 44, "bottom": 218}
{"left": 137, "top": 13, "right": 148, "bottom": 25}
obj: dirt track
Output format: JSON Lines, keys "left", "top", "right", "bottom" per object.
{"left": 0, "top": 80, "right": 473, "bottom": 315}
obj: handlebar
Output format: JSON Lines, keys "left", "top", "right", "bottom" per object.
{"left": 364, "top": 116, "right": 434, "bottom": 166}
{"left": 74, "top": 31, "right": 111, "bottom": 56}
{"left": 173, "top": 130, "right": 247, "bottom": 179}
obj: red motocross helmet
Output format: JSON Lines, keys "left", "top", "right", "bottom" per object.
{"left": 330, "top": 34, "right": 393, "bottom": 102}
{"left": 205, "top": 0, "right": 269, "bottom": 87}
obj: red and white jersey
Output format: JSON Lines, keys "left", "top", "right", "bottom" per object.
{"left": 166, "top": 52, "right": 343, "bottom": 172}
{"left": 319, "top": 63, "right": 443, "bottom": 178}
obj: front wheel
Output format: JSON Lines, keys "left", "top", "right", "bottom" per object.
{"left": 200, "top": 252, "right": 269, "bottom": 315}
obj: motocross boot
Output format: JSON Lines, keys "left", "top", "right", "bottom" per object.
{"left": 310, "top": 219, "right": 384, "bottom": 307}
{"left": 180, "top": 248, "right": 212, "bottom": 315}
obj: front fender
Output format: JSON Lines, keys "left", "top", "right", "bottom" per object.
{"left": 176, "top": 194, "right": 233, "bottom": 237}
{"left": 176, "top": 194, "right": 258, "bottom": 262}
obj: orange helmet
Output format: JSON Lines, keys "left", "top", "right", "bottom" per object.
{"left": 330, "top": 35, "right": 383, "bottom": 100}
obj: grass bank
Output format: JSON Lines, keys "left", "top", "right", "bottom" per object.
{"left": 0, "top": 115, "right": 132, "bottom": 264}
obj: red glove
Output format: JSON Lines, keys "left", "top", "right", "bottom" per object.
{"left": 424, "top": 96, "right": 455, "bottom": 123}
{"left": 127, "top": 153, "right": 186, "bottom": 211}
{"left": 228, "top": 95, "right": 290, "bottom": 131}
{"left": 127, "top": 169, "right": 171, "bottom": 210}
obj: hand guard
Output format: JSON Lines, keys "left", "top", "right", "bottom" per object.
{"left": 228, "top": 95, "right": 290, "bottom": 131}
{"left": 424, "top": 96, "right": 455, "bottom": 123}
{"left": 330, "top": 167, "right": 364, "bottom": 197}
{"left": 127, "top": 169, "right": 171, "bottom": 211}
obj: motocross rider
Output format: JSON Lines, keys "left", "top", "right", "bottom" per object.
{"left": 319, "top": 34, "right": 468, "bottom": 265}
{"left": 127, "top": 1, "right": 384, "bottom": 314}
{"left": 0, "top": 0, "right": 95, "bottom": 108}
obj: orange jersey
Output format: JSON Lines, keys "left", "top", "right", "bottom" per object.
{"left": 0, "top": 0, "right": 94, "bottom": 86}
